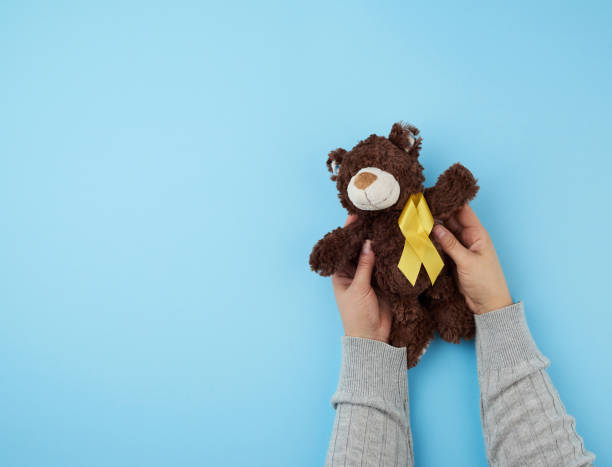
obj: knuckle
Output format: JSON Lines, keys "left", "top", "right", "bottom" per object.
{"left": 443, "top": 234, "right": 457, "bottom": 249}
{"left": 358, "top": 253, "right": 374, "bottom": 268}
{"left": 354, "top": 286, "right": 374, "bottom": 303}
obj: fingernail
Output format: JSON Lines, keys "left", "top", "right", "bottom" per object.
{"left": 434, "top": 225, "right": 446, "bottom": 239}
{"left": 362, "top": 239, "right": 372, "bottom": 254}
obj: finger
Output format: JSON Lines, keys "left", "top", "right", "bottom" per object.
{"left": 456, "top": 204, "right": 492, "bottom": 252}
{"left": 351, "top": 240, "right": 375, "bottom": 289}
{"left": 460, "top": 226, "right": 488, "bottom": 251}
{"left": 455, "top": 204, "right": 483, "bottom": 230}
{"left": 433, "top": 224, "right": 471, "bottom": 265}
{"left": 444, "top": 216, "right": 463, "bottom": 236}
{"left": 331, "top": 272, "right": 351, "bottom": 291}
{"left": 344, "top": 214, "right": 358, "bottom": 227}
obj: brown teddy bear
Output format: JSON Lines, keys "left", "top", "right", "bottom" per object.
{"left": 310, "top": 122, "right": 479, "bottom": 368}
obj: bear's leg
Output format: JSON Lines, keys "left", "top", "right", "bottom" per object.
{"left": 429, "top": 295, "right": 475, "bottom": 343}
{"left": 389, "top": 295, "right": 435, "bottom": 369}
{"left": 425, "top": 271, "right": 474, "bottom": 343}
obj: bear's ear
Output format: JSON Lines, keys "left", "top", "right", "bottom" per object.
{"left": 389, "top": 122, "right": 422, "bottom": 154}
{"left": 326, "top": 148, "right": 346, "bottom": 181}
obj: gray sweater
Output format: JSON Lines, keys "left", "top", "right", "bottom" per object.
{"left": 325, "top": 302, "right": 595, "bottom": 466}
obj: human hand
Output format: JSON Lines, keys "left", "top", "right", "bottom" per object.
{"left": 433, "top": 204, "right": 513, "bottom": 315}
{"left": 331, "top": 215, "right": 392, "bottom": 343}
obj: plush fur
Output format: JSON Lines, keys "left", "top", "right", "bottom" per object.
{"left": 310, "top": 122, "right": 479, "bottom": 368}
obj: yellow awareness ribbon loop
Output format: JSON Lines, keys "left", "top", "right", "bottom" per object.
{"left": 397, "top": 193, "right": 445, "bottom": 286}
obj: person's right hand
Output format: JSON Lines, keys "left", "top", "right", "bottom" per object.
{"left": 433, "top": 204, "right": 513, "bottom": 315}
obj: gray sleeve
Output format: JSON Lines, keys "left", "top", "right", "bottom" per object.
{"left": 326, "top": 336, "right": 414, "bottom": 467}
{"left": 475, "top": 302, "right": 596, "bottom": 466}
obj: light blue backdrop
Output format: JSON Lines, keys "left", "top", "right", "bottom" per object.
{"left": 1, "top": 1, "right": 610, "bottom": 466}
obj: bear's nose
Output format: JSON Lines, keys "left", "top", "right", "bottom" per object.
{"left": 354, "top": 171, "right": 378, "bottom": 189}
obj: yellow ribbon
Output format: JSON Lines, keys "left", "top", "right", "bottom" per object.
{"left": 397, "top": 193, "right": 444, "bottom": 286}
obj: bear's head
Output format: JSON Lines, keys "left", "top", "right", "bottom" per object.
{"left": 326, "top": 122, "right": 425, "bottom": 215}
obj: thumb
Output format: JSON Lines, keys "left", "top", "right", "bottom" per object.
{"left": 352, "top": 240, "right": 375, "bottom": 289}
{"left": 433, "top": 225, "right": 470, "bottom": 265}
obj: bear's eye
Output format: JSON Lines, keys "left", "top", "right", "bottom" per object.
{"left": 331, "top": 160, "right": 340, "bottom": 176}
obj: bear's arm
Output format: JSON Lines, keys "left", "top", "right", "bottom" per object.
{"left": 309, "top": 219, "right": 367, "bottom": 276}
{"left": 424, "top": 163, "right": 479, "bottom": 220}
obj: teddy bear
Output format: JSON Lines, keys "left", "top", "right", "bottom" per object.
{"left": 310, "top": 122, "right": 479, "bottom": 368}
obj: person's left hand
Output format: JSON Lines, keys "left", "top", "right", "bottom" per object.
{"left": 331, "top": 215, "right": 392, "bottom": 343}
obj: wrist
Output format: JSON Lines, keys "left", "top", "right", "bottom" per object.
{"left": 344, "top": 331, "right": 389, "bottom": 343}
{"left": 474, "top": 291, "right": 513, "bottom": 315}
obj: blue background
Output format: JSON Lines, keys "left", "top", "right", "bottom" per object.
{"left": 1, "top": 1, "right": 610, "bottom": 466}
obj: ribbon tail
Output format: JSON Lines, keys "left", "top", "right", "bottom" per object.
{"left": 398, "top": 241, "right": 421, "bottom": 286}
{"left": 422, "top": 245, "right": 445, "bottom": 285}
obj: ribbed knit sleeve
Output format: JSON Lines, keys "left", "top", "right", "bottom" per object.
{"left": 475, "top": 302, "right": 596, "bottom": 466}
{"left": 325, "top": 336, "right": 414, "bottom": 467}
